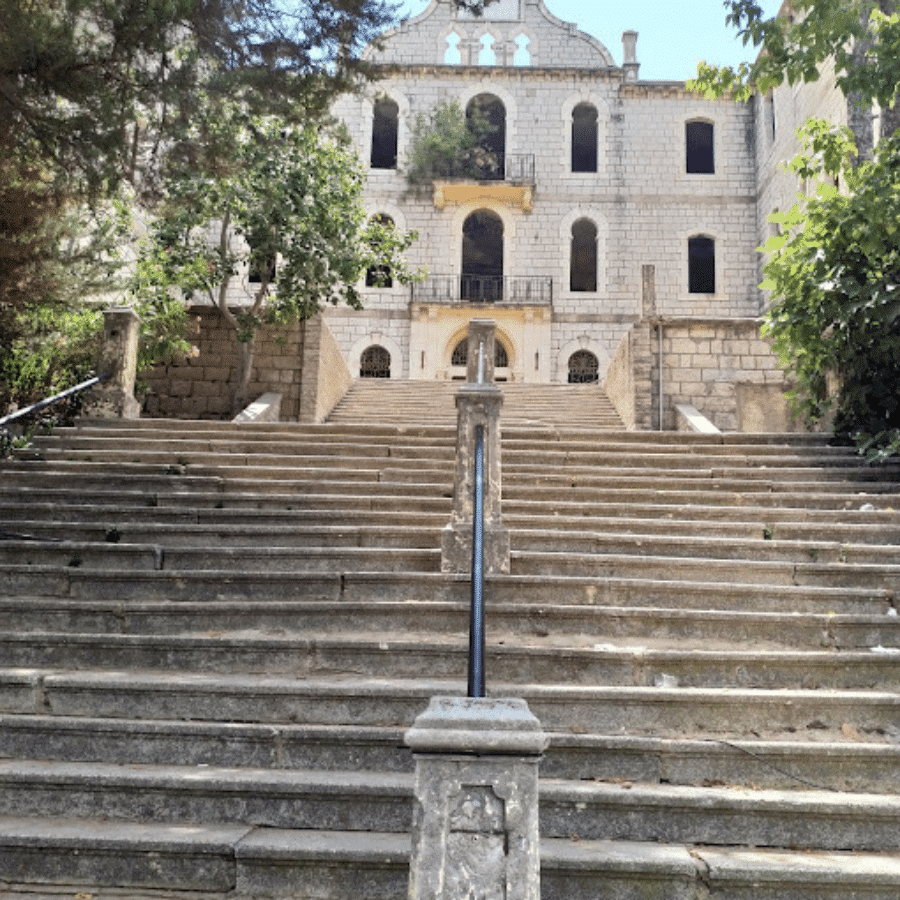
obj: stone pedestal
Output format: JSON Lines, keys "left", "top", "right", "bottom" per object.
{"left": 405, "top": 696, "right": 548, "bottom": 900}
{"left": 82, "top": 307, "right": 141, "bottom": 419}
{"left": 441, "top": 383, "right": 510, "bottom": 574}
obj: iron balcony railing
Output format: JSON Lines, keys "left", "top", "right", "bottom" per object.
{"left": 503, "top": 153, "right": 535, "bottom": 183}
{"left": 411, "top": 274, "right": 553, "bottom": 306}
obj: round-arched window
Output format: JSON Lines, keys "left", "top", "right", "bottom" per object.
{"left": 568, "top": 350, "right": 599, "bottom": 384}
{"left": 450, "top": 339, "right": 509, "bottom": 368}
{"left": 360, "top": 345, "right": 391, "bottom": 378}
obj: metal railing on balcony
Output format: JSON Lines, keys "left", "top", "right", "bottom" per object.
{"left": 411, "top": 274, "right": 553, "bottom": 306}
{"left": 503, "top": 153, "right": 535, "bottom": 183}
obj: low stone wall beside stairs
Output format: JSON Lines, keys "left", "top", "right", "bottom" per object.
{"left": 142, "top": 306, "right": 305, "bottom": 420}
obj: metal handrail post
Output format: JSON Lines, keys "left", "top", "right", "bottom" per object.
{"left": 468, "top": 422, "right": 486, "bottom": 698}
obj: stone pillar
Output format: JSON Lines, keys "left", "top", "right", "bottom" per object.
{"left": 405, "top": 696, "right": 548, "bottom": 900}
{"left": 466, "top": 318, "right": 497, "bottom": 384}
{"left": 441, "top": 321, "right": 510, "bottom": 574}
{"left": 82, "top": 307, "right": 141, "bottom": 419}
{"left": 622, "top": 31, "right": 640, "bottom": 82}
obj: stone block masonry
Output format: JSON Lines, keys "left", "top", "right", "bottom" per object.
{"left": 142, "top": 306, "right": 304, "bottom": 420}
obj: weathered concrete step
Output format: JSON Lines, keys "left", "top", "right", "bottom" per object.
{"left": 3, "top": 598, "right": 896, "bottom": 649}
{"left": 0, "top": 543, "right": 440, "bottom": 573}
{"left": 5, "top": 671, "right": 899, "bottom": 740}
{"left": 3, "top": 823, "right": 899, "bottom": 900}
{"left": 2, "top": 521, "right": 442, "bottom": 550}
{"left": 3, "top": 714, "right": 898, "bottom": 792}
{"left": 3, "top": 631, "right": 899, "bottom": 689}
{"left": 0, "top": 759, "right": 897, "bottom": 852}
{"left": 1, "top": 569, "right": 889, "bottom": 615}
{"left": 511, "top": 549, "right": 900, "bottom": 589}
{"left": 0, "top": 469, "right": 222, "bottom": 493}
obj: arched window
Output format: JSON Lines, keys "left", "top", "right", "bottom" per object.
{"left": 570, "top": 219, "right": 597, "bottom": 292}
{"left": 688, "top": 235, "right": 716, "bottom": 293}
{"left": 462, "top": 209, "right": 504, "bottom": 302}
{"left": 513, "top": 34, "right": 531, "bottom": 66}
{"left": 686, "top": 120, "right": 714, "bottom": 174}
{"left": 571, "top": 103, "right": 598, "bottom": 173}
{"left": 360, "top": 345, "right": 391, "bottom": 378}
{"left": 568, "top": 350, "right": 599, "bottom": 383}
{"left": 466, "top": 94, "right": 505, "bottom": 180}
{"left": 495, "top": 342, "right": 508, "bottom": 367}
{"left": 370, "top": 99, "right": 399, "bottom": 169}
{"left": 478, "top": 34, "right": 497, "bottom": 65}
{"left": 365, "top": 214, "right": 394, "bottom": 288}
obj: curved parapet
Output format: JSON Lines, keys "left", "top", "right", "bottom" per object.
{"left": 365, "top": 0, "right": 617, "bottom": 69}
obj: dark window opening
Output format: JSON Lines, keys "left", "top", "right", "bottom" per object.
{"left": 466, "top": 94, "right": 506, "bottom": 180}
{"left": 360, "top": 345, "right": 391, "bottom": 378}
{"left": 686, "top": 121, "right": 714, "bottom": 174}
{"left": 570, "top": 218, "right": 598, "bottom": 292}
{"left": 248, "top": 252, "right": 276, "bottom": 284}
{"left": 571, "top": 103, "right": 598, "bottom": 173}
{"left": 371, "top": 99, "right": 399, "bottom": 169}
{"left": 462, "top": 209, "right": 503, "bottom": 302}
{"left": 568, "top": 350, "right": 599, "bottom": 384}
{"left": 688, "top": 236, "right": 716, "bottom": 293}
{"left": 366, "top": 214, "right": 394, "bottom": 288}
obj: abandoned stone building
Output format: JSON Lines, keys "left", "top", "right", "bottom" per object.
{"left": 146, "top": 0, "right": 851, "bottom": 431}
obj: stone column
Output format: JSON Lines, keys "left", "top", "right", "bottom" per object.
{"left": 82, "top": 307, "right": 141, "bottom": 419}
{"left": 622, "top": 31, "right": 640, "bottom": 82}
{"left": 441, "top": 321, "right": 510, "bottom": 574}
{"left": 406, "top": 696, "right": 548, "bottom": 900}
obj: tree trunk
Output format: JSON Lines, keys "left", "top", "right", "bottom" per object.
{"left": 233, "top": 338, "right": 256, "bottom": 415}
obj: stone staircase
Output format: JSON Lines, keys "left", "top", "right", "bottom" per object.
{"left": 2, "top": 385, "right": 900, "bottom": 897}
{"left": 328, "top": 378, "right": 624, "bottom": 428}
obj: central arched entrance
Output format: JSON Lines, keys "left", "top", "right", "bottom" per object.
{"left": 461, "top": 209, "right": 503, "bottom": 302}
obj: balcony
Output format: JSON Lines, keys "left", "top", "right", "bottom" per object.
{"left": 411, "top": 274, "right": 553, "bottom": 306}
{"left": 432, "top": 153, "right": 535, "bottom": 211}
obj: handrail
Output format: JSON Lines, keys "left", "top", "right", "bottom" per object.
{"left": 468, "top": 340, "right": 487, "bottom": 699}
{"left": 0, "top": 375, "right": 106, "bottom": 429}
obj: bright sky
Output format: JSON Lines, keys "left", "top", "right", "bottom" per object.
{"left": 396, "top": 0, "right": 783, "bottom": 82}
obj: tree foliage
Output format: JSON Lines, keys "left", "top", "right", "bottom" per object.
{"left": 131, "top": 116, "right": 418, "bottom": 410}
{"left": 761, "top": 122, "right": 900, "bottom": 452}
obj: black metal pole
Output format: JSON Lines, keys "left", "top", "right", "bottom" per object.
{"left": 468, "top": 423, "right": 486, "bottom": 698}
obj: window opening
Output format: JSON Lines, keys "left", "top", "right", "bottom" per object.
{"left": 571, "top": 103, "right": 598, "bottom": 173}
{"left": 686, "top": 121, "right": 714, "bottom": 174}
{"left": 513, "top": 34, "right": 531, "bottom": 65}
{"left": 365, "top": 214, "right": 395, "bottom": 288}
{"left": 462, "top": 209, "right": 504, "bottom": 302}
{"left": 466, "top": 94, "right": 505, "bottom": 180}
{"left": 569, "top": 219, "right": 598, "bottom": 292}
{"left": 360, "top": 345, "right": 391, "bottom": 378}
{"left": 444, "top": 32, "right": 462, "bottom": 64}
{"left": 370, "top": 99, "right": 399, "bottom": 169}
{"left": 568, "top": 350, "right": 599, "bottom": 383}
{"left": 478, "top": 34, "right": 497, "bottom": 65}
{"left": 688, "top": 236, "right": 715, "bottom": 293}
{"left": 248, "top": 251, "right": 276, "bottom": 284}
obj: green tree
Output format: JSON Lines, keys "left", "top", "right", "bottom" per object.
{"left": 692, "top": 0, "right": 900, "bottom": 453}
{"left": 131, "top": 117, "right": 418, "bottom": 411}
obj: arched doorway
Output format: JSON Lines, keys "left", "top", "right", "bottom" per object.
{"left": 568, "top": 350, "right": 599, "bottom": 383}
{"left": 461, "top": 209, "right": 503, "bottom": 302}
{"left": 360, "top": 345, "right": 391, "bottom": 378}
{"left": 449, "top": 336, "right": 511, "bottom": 381}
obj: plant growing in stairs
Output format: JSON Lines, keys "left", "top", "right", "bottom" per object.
{"left": 131, "top": 112, "right": 419, "bottom": 412}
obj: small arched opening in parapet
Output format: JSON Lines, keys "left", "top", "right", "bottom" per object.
{"left": 370, "top": 98, "right": 399, "bottom": 169}
{"left": 478, "top": 33, "right": 497, "bottom": 65}
{"left": 444, "top": 32, "right": 462, "bottom": 64}
{"left": 360, "top": 345, "right": 391, "bottom": 378}
{"left": 568, "top": 350, "right": 599, "bottom": 384}
{"left": 513, "top": 34, "right": 531, "bottom": 66}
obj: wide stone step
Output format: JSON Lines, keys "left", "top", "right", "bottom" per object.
{"left": 0, "top": 759, "right": 897, "bottom": 853}
{"left": 7, "top": 820, "right": 897, "bottom": 900}
{"left": 1, "top": 568, "right": 889, "bottom": 615}
{"left": 3, "top": 713, "right": 898, "bottom": 793}
{"left": 5, "top": 671, "right": 899, "bottom": 741}
{"left": 3, "top": 597, "right": 896, "bottom": 649}
{"left": 3, "top": 631, "right": 899, "bottom": 690}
